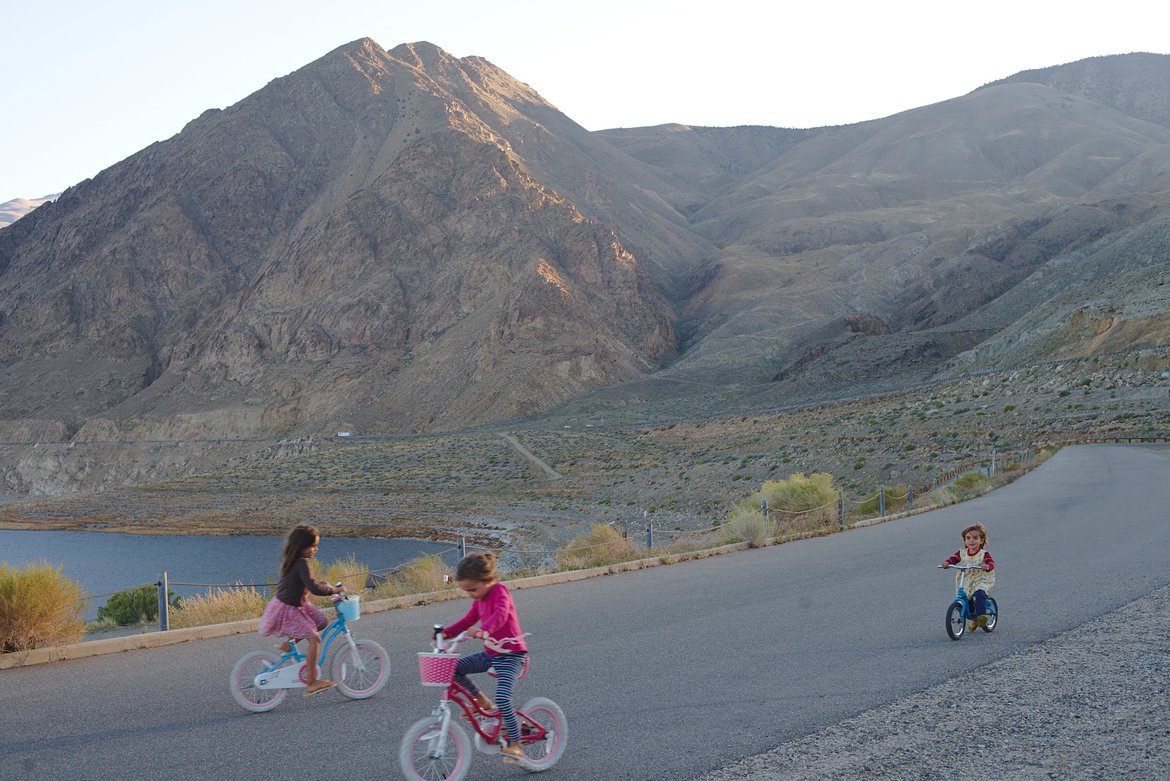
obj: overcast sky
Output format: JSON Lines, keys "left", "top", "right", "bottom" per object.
{"left": 3, "top": 0, "right": 1167, "bottom": 199}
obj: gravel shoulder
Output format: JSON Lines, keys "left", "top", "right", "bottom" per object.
{"left": 698, "top": 584, "right": 1170, "bottom": 781}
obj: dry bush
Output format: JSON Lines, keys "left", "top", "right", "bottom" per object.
{"left": 0, "top": 561, "right": 87, "bottom": 652}
{"left": 556, "top": 523, "right": 636, "bottom": 569}
{"left": 719, "top": 505, "right": 774, "bottom": 547}
{"left": 170, "top": 584, "right": 268, "bottom": 629}
{"left": 372, "top": 555, "right": 454, "bottom": 599}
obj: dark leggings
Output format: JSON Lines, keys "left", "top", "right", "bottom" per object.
{"left": 454, "top": 651, "right": 527, "bottom": 742}
{"left": 971, "top": 589, "right": 988, "bottom": 616}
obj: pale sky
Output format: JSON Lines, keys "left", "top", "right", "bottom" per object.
{"left": 3, "top": 0, "right": 1167, "bottom": 199}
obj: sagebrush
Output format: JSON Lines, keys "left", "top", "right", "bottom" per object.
{"left": 0, "top": 561, "right": 87, "bottom": 652}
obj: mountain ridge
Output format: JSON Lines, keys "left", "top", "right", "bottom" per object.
{"left": 2, "top": 43, "right": 1169, "bottom": 499}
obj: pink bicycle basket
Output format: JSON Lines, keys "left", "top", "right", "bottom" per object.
{"left": 417, "top": 652, "right": 459, "bottom": 686}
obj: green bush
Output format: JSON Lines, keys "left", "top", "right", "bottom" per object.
{"left": 97, "top": 584, "right": 179, "bottom": 626}
{"left": 0, "top": 561, "right": 87, "bottom": 652}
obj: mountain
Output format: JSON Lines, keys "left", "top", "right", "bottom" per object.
{"left": 2, "top": 45, "right": 1170, "bottom": 498}
{"left": 0, "top": 40, "right": 678, "bottom": 449}
{"left": 0, "top": 195, "right": 58, "bottom": 227}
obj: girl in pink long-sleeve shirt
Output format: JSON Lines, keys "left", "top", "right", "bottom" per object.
{"left": 442, "top": 552, "right": 528, "bottom": 763}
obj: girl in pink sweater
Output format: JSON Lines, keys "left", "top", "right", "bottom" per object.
{"left": 441, "top": 552, "right": 528, "bottom": 762}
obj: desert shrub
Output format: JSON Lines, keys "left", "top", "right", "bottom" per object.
{"left": 757, "top": 472, "right": 839, "bottom": 531}
{"left": 96, "top": 583, "right": 179, "bottom": 626}
{"left": 718, "top": 505, "right": 773, "bottom": 547}
{"left": 920, "top": 484, "right": 957, "bottom": 507}
{"left": 170, "top": 584, "right": 267, "bottom": 629}
{"left": 308, "top": 554, "right": 370, "bottom": 607}
{"left": 0, "top": 562, "right": 87, "bottom": 652}
{"left": 953, "top": 472, "right": 990, "bottom": 499}
{"left": 371, "top": 555, "right": 454, "bottom": 599}
{"left": 851, "top": 484, "right": 910, "bottom": 517}
{"left": 556, "top": 524, "right": 636, "bottom": 569}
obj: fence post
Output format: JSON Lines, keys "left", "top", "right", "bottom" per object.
{"left": 458, "top": 536, "right": 466, "bottom": 559}
{"left": 760, "top": 497, "right": 768, "bottom": 520}
{"left": 645, "top": 522, "right": 653, "bottom": 549}
{"left": 157, "top": 571, "right": 169, "bottom": 632}
{"left": 908, "top": 486, "right": 914, "bottom": 508}
{"left": 838, "top": 495, "right": 845, "bottom": 528}
{"left": 879, "top": 485, "right": 885, "bottom": 517}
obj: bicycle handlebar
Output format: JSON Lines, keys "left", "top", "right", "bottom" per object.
{"left": 938, "top": 563, "right": 987, "bottom": 570}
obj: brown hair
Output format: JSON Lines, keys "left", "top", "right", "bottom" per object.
{"left": 961, "top": 523, "right": 988, "bottom": 546}
{"left": 280, "top": 524, "right": 319, "bottom": 576}
{"left": 455, "top": 551, "right": 498, "bottom": 583}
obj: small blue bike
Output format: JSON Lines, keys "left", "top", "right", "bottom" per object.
{"left": 938, "top": 563, "right": 999, "bottom": 641}
{"left": 230, "top": 591, "right": 389, "bottom": 711}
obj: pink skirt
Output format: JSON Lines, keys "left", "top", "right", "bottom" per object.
{"left": 258, "top": 597, "right": 327, "bottom": 639}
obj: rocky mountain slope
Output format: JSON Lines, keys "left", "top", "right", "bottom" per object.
{"left": 2, "top": 43, "right": 1169, "bottom": 500}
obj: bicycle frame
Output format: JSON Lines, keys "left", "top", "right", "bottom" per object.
{"left": 254, "top": 609, "right": 359, "bottom": 689}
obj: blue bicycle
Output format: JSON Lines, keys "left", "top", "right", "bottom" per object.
{"left": 939, "top": 563, "right": 998, "bottom": 640}
{"left": 230, "top": 592, "right": 389, "bottom": 711}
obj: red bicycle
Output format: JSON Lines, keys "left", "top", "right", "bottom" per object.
{"left": 398, "top": 627, "right": 567, "bottom": 780}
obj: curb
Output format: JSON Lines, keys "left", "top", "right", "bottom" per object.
{"left": 1, "top": 466, "right": 1043, "bottom": 670}
{"left": 0, "top": 541, "right": 753, "bottom": 670}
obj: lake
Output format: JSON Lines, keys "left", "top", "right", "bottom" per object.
{"left": 0, "top": 529, "right": 457, "bottom": 618}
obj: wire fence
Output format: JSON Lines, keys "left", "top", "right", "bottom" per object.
{"left": 54, "top": 435, "right": 1170, "bottom": 635}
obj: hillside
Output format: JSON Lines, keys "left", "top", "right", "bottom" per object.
{"left": 2, "top": 46, "right": 1169, "bottom": 502}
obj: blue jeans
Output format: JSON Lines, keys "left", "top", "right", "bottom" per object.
{"left": 970, "top": 589, "right": 988, "bottom": 617}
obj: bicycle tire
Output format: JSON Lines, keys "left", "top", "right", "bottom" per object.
{"left": 517, "top": 697, "right": 568, "bottom": 772}
{"left": 399, "top": 716, "right": 472, "bottom": 781}
{"left": 945, "top": 601, "right": 965, "bottom": 641}
{"left": 982, "top": 597, "right": 999, "bottom": 632}
{"left": 332, "top": 638, "right": 390, "bottom": 699}
{"left": 229, "top": 650, "right": 287, "bottom": 712}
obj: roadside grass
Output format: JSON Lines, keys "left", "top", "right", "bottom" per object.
{"left": 8, "top": 437, "right": 1064, "bottom": 640}
{"left": 370, "top": 554, "right": 455, "bottom": 600}
{"left": 0, "top": 562, "right": 86, "bottom": 652}
{"left": 171, "top": 584, "right": 268, "bottom": 629}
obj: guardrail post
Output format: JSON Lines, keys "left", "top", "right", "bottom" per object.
{"left": 458, "top": 536, "right": 466, "bottom": 559}
{"left": 838, "top": 495, "right": 845, "bottom": 528}
{"left": 645, "top": 522, "right": 653, "bottom": 549}
{"left": 879, "top": 485, "right": 885, "bottom": 517}
{"left": 157, "top": 571, "right": 169, "bottom": 632}
{"left": 760, "top": 497, "right": 768, "bottom": 520}
{"left": 907, "top": 486, "right": 914, "bottom": 508}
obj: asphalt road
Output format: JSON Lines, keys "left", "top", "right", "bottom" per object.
{"left": 3, "top": 445, "right": 1169, "bottom": 781}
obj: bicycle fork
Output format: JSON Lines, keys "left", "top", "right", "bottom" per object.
{"left": 425, "top": 701, "right": 456, "bottom": 759}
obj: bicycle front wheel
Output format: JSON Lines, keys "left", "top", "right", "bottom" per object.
{"left": 332, "top": 639, "right": 389, "bottom": 699}
{"left": 229, "top": 650, "right": 287, "bottom": 713}
{"left": 945, "top": 602, "right": 965, "bottom": 641}
{"left": 399, "top": 716, "right": 472, "bottom": 781}
{"left": 517, "top": 697, "right": 568, "bottom": 771}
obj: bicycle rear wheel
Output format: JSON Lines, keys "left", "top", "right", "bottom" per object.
{"left": 945, "top": 602, "right": 965, "bottom": 641}
{"left": 399, "top": 716, "right": 471, "bottom": 781}
{"left": 332, "top": 639, "right": 389, "bottom": 699}
{"left": 517, "top": 697, "right": 568, "bottom": 771}
{"left": 229, "top": 650, "right": 287, "bottom": 712}
{"left": 982, "top": 597, "right": 999, "bottom": 632}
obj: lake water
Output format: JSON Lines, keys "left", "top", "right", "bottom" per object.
{"left": 0, "top": 529, "right": 457, "bottom": 618}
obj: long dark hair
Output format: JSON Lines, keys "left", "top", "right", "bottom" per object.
{"left": 280, "top": 524, "right": 319, "bottom": 576}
